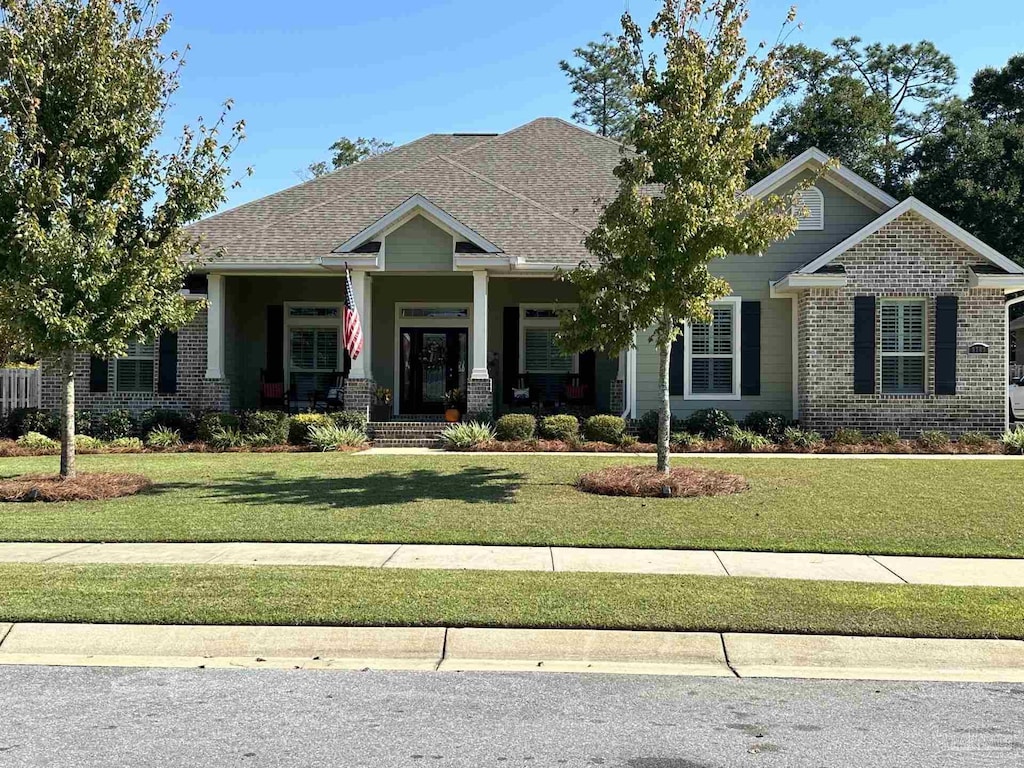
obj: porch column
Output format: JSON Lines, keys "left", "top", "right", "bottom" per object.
{"left": 348, "top": 270, "right": 370, "bottom": 380}
{"left": 471, "top": 270, "right": 489, "bottom": 379}
{"left": 610, "top": 349, "right": 626, "bottom": 416}
{"left": 205, "top": 273, "right": 225, "bottom": 380}
{"left": 468, "top": 270, "right": 493, "bottom": 417}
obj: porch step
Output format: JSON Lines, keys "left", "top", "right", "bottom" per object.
{"left": 368, "top": 420, "right": 449, "bottom": 448}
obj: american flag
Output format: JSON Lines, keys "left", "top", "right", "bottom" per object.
{"left": 343, "top": 268, "right": 364, "bottom": 360}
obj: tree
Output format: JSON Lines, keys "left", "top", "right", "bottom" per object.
{"left": 299, "top": 136, "right": 393, "bottom": 180}
{"left": 560, "top": 32, "right": 639, "bottom": 139}
{"left": 763, "top": 38, "right": 956, "bottom": 193}
{"left": 559, "top": 0, "right": 809, "bottom": 474}
{"left": 914, "top": 55, "right": 1024, "bottom": 264}
{"left": 0, "top": 0, "right": 245, "bottom": 478}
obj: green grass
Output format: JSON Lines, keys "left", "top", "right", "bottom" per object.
{"left": 0, "top": 452, "right": 1021, "bottom": 557}
{"left": 1, "top": 564, "right": 1022, "bottom": 639}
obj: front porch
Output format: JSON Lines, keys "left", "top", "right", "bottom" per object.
{"left": 213, "top": 272, "right": 623, "bottom": 419}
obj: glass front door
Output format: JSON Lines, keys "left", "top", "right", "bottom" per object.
{"left": 400, "top": 327, "right": 468, "bottom": 414}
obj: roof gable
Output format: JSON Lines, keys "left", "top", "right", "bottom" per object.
{"left": 746, "top": 148, "right": 898, "bottom": 214}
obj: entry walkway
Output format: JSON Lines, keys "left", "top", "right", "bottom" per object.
{"left": 4, "top": 542, "right": 1024, "bottom": 587}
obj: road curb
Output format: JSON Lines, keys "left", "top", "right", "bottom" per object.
{"left": 1, "top": 624, "right": 1022, "bottom": 681}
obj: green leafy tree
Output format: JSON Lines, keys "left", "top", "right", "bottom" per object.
{"left": 559, "top": 0, "right": 809, "bottom": 474}
{"left": 762, "top": 38, "right": 956, "bottom": 192}
{"left": 914, "top": 55, "right": 1024, "bottom": 264}
{"left": 560, "top": 32, "right": 639, "bottom": 139}
{"left": 0, "top": 0, "right": 246, "bottom": 478}
{"left": 300, "top": 136, "right": 393, "bottom": 180}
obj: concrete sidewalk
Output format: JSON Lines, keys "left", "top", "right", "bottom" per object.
{"left": 1, "top": 622, "right": 1022, "bottom": 682}
{"left": 3, "top": 541, "right": 1024, "bottom": 587}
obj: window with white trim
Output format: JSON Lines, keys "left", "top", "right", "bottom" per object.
{"left": 880, "top": 300, "right": 926, "bottom": 394}
{"left": 114, "top": 340, "right": 155, "bottom": 393}
{"left": 685, "top": 301, "right": 741, "bottom": 399}
{"left": 520, "top": 306, "right": 577, "bottom": 401}
{"left": 794, "top": 186, "right": 824, "bottom": 231}
{"left": 289, "top": 327, "right": 339, "bottom": 401}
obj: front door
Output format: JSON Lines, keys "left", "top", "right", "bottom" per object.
{"left": 399, "top": 328, "right": 468, "bottom": 414}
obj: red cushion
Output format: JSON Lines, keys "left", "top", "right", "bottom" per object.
{"left": 262, "top": 382, "right": 284, "bottom": 398}
{"left": 566, "top": 384, "right": 588, "bottom": 400}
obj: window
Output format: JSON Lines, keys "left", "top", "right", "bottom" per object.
{"left": 288, "top": 306, "right": 339, "bottom": 318}
{"left": 794, "top": 186, "right": 824, "bottom": 231}
{"left": 520, "top": 306, "right": 577, "bottom": 401}
{"left": 289, "top": 327, "right": 339, "bottom": 401}
{"left": 685, "top": 300, "right": 741, "bottom": 399}
{"left": 880, "top": 300, "right": 926, "bottom": 393}
{"left": 400, "top": 307, "right": 469, "bottom": 319}
{"left": 115, "top": 340, "right": 155, "bottom": 393}
{"left": 524, "top": 328, "right": 572, "bottom": 374}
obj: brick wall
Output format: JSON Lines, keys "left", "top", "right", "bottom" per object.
{"left": 798, "top": 211, "right": 1006, "bottom": 437}
{"left": 41, "top": 305, "right": 230, "bottom": 416}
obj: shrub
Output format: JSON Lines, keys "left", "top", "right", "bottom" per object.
{"left": 100, "top": 409, "right": 138, "bottom": 440}
{"left": 831, "top": 427, "right": 864, "bottom": 446}
{"left": 782, "top": 426, "right": 823, "bottom": 450}
{"left": 874, "top": 430, "right": 901, "bottom": 447}
{"left": 670, "top": 431, "right": 706, "bottom": 451}
{"left": 139, "top": 409, "right": 187, "bottom": 436}
{"left": 619, "top": 434, "right": 638, "bottom": 448}
{"left": 582, "top": 414, "right": 626, "bottom": 444}
{"left": 1002, "top": 425, "right": 1024, "bottom": 454}
{"left": 741, "top": 411, "right": 789, "bottom": 441}
{"left": 330, "top": 410, "right": 369, "bottom": 435}
{"left": 439, "top": 421, "right": 495, "bottom": 451}
{"left": 239, "top": 410, "right": 289, "bottom": 445}
{"left": 495, "top": 413, "right": 536, "bottom": 441}
{"left": 145, "top": 425, "right": 182, "bottom": 449}
{"left": 470, "top": 410, "right": 494, "bottom": 426}
{"left": 685, "top": 408, "right": 736, "bottom": 439}
{"left": 75, "top": 410, "right": 98, "bottom": 437}
{"left": 306, "top": 423, "right": 368, "bottom": 451}
{"left": 726, "top": 425, "right": 771, "bottom": 452}
{"left": 288, "top": 413, "right": 332, "bottom": 445}
{"left": 635, "top": 410, "right": 683, "bottom": 442}
{"left": 108, "top": 436, "right": 144, "bottom": 450}
{"left": 196, "top": 412, "right": 241, "bottom": 444}
{"left": 209, "top": 426, "right": 246, "bottom": 450}
{"left": 9, "top": 408, "right": 59, "bottom": 438}
{"left": 917, "top": 430, "right": 950, "bottom": 452}
{"left": 538, "top": 414, "right": 579, "bottom": 442}
{"left": 17, "top": 431, "right": 59, "bottom": 452}
{"left": 959, "top": 431, "right": 994, "bottom": 449}
{"left": 74, "top": 435, "right": 103, "bottom": 451}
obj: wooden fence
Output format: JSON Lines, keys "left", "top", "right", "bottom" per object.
{"left": 0, "top": 368, "right": 41, "bottom": 413}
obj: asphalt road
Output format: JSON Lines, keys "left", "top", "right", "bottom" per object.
{"left": 1, "top": 665, "right": 1022, "bottom": 767}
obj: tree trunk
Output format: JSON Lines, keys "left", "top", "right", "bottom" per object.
{"left": 656, "top": 328, "right": 672, "bottom": 475}
{"left": 59, "top": 349, "right": 76, "bottom": 480}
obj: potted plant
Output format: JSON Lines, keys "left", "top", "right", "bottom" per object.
{"left": 444, "top": 388, "right": 463, "bottom": 423}
{"left": 371, "top": 387, "right": 393, "bottom": 422}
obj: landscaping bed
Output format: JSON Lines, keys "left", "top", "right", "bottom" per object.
{"left": 0, "top": 453, "right": 1022, "bottom": 558}
{"left": 1, "top": 563, "right": 1022, "bottom": 639}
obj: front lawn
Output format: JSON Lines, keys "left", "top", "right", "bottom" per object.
{"left": 1, "top": 564, "right": 1022, "bottom": 639}
{"left": 0, "top": 453, "right": 1020, "bottom": 557}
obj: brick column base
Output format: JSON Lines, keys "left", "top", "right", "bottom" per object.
{"left": 200, "top": 379, "right": 231, "bottom": 411}
{"left": 466, "top": 377, "right": 493, "bottom": 420}
{"left": 344, "top": 378, "right": 375, "bottom": 419}
{"left": 609, "top": 379, "right": 624, "bottom": 415}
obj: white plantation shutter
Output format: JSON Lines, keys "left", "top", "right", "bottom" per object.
{"left": 524, "top": 328, "right": 572, "bottom": 373}
{"left": 114, "top": 340, "right": 155, "bottom": 393}
{"left": 795, "top": 186, "right": 824, "bottom": 231}
{"left": 690, "top": 305, "right": 736, "bottom": 395}
{"left": 880, "top": 301, "right": 926, "bottom": 393}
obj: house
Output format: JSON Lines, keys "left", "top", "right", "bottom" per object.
{"left": 40, "top": 117, "right": 1024, "bottom": 435}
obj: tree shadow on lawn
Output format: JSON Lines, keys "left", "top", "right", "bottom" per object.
{"left": 162, "top": 467, "right": 524, "bottom": 509}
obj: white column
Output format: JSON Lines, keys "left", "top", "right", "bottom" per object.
{"left": 205, "top": 273, "right": 225, "bottom": 379}
{"left": 348, "top": 270, "right": 369, "bottom": 379}
{"left": 471, "top": 270, "right": 489, "bottom": 379}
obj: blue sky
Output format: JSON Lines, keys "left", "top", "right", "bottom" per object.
{"left": 159, "top": 0, "right": 1024, "bottom": 211}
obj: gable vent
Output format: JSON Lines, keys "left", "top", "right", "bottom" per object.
{"left": 795, "top": 186, "right": 824, "bottom": 231}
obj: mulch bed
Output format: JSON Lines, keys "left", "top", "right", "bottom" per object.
{"left": 576, "top": 464, "right": 749, "bottom": 498}
{"left": 0, "top": 473, "right": 153, "bottom": 502}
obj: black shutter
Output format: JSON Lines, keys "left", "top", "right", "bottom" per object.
{"left": 502, "top": 306, "right": 519, "bottom": 405}
{"left": 157, "top": 330, "right": 178, "bottom": 394}
{"left": 89, "top": 356, "right": 108, "bottom": 393}
{"left": 935, "top": 295, "right": 958, "bottom": 395}
{"left": 741, "top": 301, "right": 761, "bottom": 396}
{"left": 853, "top": 295, "right": 876, "bottom": 394}
{"left": 266, "top": 305, "right": 284, "bottom": 379}
{"left": 579, "top": 350, "right": 596, "bottom": 405}
{"left": 669, "top": 333, "right": 685, "bottom": 396}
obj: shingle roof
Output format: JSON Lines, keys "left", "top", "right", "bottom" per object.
{"left": 189, "top": 117, "right": 625, "bottom": 267}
